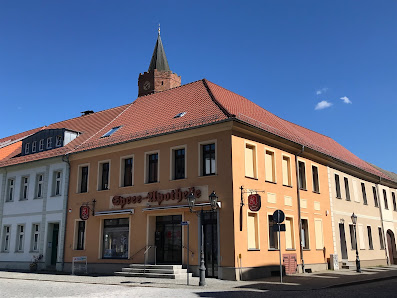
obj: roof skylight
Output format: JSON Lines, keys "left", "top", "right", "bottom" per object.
{"left": 101, "top": 126, "right": 121, "bottom": 138}
{"left": 174, "top": 112, "right": 186, "bottom": 119}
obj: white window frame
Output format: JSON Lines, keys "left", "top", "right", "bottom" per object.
{"left": 97, "top": 160, "right": 111, "bottom": 191}
{"left": 301, "top": 217, "right": 310, "bottom": 250}
{"left": 39, "top": 139, "right": 44, "bottom": 151}
{"left": 144, "top": 150, "right": 160, "bottom": 184}
{"left": 6, "top": 178, "right": 15, "bottom": 202}
{"left": 198, "top": 140, "right": 217, "bottom": 176}
{"left": 2, "top": 225, "right": 11, "bottom": 252}
{"left": 20, "top": 176, "right": 29, "bottom": 200}
{"left": 311, "top": 163, "right": 320, "bottom": 193}
{"left": 25, "top": 143, "right": 29, "bottom": 154}
{"left": 32, "top": 141, "right": 37, "bottom": 152}
{"left": 120, "top": 155, "right": 134, "bottom": 187}
{"left": 53, "top": 170, "right": 62, "bottom": 196}
{"left": 264, "top": 148, "right": 276, "bottom": 183}
{"left": 247, "top": 211, "right": 260, "bottom": 250}
{"left": 35, "top": 173, "right": 44, "bottom": 199}
{"left": 16, "top": 224, "right": 25, "bottom": 252}
{"left": 244, "top": 141, "right": 257, "bottom": 179}
{"left": 170, "top": 145, "right": 187, "bottom": 180}
{"left": 77, "top": 163, "right": 90, "bottom": 193}
{"left": 285, "top": 216, "right": 296, "bottom": 250}
{"left": 32, "top": 224, "right": 40, "bottom": 252}
{"left": 55, "top": 135, "right": 62, "bottom": 147}
{"left": 46, "top": 137, "right": 52, "bottom": 149}
{"left": 298, "top": 159, "right": 307, "bottom": 190}
{"left": 74, "top": 220, "right": 86, "bottom": 250}
{"left": 281, "top": 154, "right": 292, "bottom": 187}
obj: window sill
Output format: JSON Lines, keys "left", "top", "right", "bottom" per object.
{"left": 199, "top": 174, "right": 217, "bottom": 178}
{"left": 268, "top": 249, "right": 279, "bottom": 251}
{"left": 50, "top": 195, "right": 62, "bottom": 198}
{"left": 170, "top": 178, "right": 187, "bottom": 182}
{"left": 19, "top": 199, "right": 28, "bottom": 201}
{"left": 336, "top": 197, "right": 342, "bottom": 199}
{"left": 286, "top": 249, "right": 296, "bottom": 251}
{"left": 312, "top": 191, "right": 320, "bottom": 194}
{"left": 33, "top": 197, "right": 43, "bottom": 200}
{"left": 5, "top": 201, "right": 13, "bottom": 203}
{"left": 119, "top": 185, "right": 134, "bottom": 188}
{"left": 303, "top": 248, "right": 310, "bottom": 251}
{"left": 145, "top": 181, "right": 160, "bottom": 185}
{"left": 265, "top": 180, "right": 277, "bottom": 184}
{"left": 299, "top": 188, "right": 307, "bottom": 191}
{"left": 283, "top": 184, "right": 293, "bottom": 188}
{"left": 97, "top": 189, "right": 110, "bottom": 192}
{"left": 248, "top": 248, "right": 260, "bottom": 251}
{"left": 245, "top": 176, "right": 258, "bottom": 180}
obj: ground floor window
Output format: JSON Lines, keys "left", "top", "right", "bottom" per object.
{"left": 103, "top": 218, "right": 129, "bottom": 259}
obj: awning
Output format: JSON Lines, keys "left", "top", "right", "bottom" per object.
{"left": 142, "top": 202, "right": 221, "bottom": 212}
{"left": 95, "top": 209, "right": 134, "bottom": 216}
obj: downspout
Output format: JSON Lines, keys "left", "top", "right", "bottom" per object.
{"left": 376, "top": 178, "right": 389, "bottom": 265}
{"left": 295, "top": 145, "right": 305, "bottom": 273}
{"left": 61, "top": 154, "right": 71, "bottom": 271}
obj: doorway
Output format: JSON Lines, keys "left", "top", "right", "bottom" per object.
{"left": 155, "top": 215, "right": 182, "bottom": 264}
{"left": 50, "top": 224, "right": 59, "bottom": 266}
{"left": 387, "top": 229, "right": 397, "bottom": 265}
{"left": 339, "top": 223, "right": 348, "bottom": 260}
{"left": 203, "top": 212, "right": 218, "bottom": 278}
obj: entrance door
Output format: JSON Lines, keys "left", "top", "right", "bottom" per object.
{"left": 203, "top": 212, "right": 218, "bottom": 278}
{"left": 387, "top": 230, "right": 397, "bottom": 265}
{"left": 339, "top": 223, "right": 348, "bottom": 259}
{"left": 51, "top": 224, "right": 59, "bottom": 266}
{"left": 155, "top": 215, "right": 182, "bottom": 264}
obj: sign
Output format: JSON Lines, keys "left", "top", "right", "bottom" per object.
{"left": 72, "top": 256, "right": 88, "bottom": 275}
{"left": 273, "top": 209, "right": 285, "bottom": 223}
{"left": 248, "top": 194, "right": 261, "bottom": 212}
{"left": 80, "top": 205, "right": 90, "bottom": 220}
{"left": 181, "top": 221, "right": 190, "bottom": 226}
{"left": 273, "top": 223, "right": 286, "bottom": 232}
{"left": 73, "top": 256, "right": 87, "bottom": 262}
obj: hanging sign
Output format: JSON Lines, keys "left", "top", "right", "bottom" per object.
{"left": 80, "top": 205, "right": 90, "bottom": 220}
{"left": 248, "top": 194, "right": 261, "bottom": 211}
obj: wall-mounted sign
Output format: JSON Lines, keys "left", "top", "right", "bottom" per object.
{"left": 80, "top": 205, "right": 90, "bottom": 220}
{"left": 112, "top": 187, "right": 203, "bottom": 208}
{"left": 248, "top": 194, "right": 261, "bottom": 211}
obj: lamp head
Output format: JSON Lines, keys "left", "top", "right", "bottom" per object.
{"left": 209, "top": 191, "right": 218, "bottom": 210}
{"left": 351, "top": 212, "right": 357, "bottom": 224}
{"left": 187, "top": 192, "right": 196, "bottom": 212}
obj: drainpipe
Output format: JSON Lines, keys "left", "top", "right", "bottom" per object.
{"left": 376, "top": 178, "right": 389, "bottom": 265}
{"left": 61, "top": 154, "right": 71, "bottom": 272}
{"left": 295, "top": 145, "right": 305, "bottom": 273}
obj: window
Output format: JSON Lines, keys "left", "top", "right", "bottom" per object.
{"left": 147, "top": 153, "right": 159, "bottom": 183}
{"left": 373, "top": 186, "right": 379, "bottom": 207}
{"left": 335, "top": 174, "right": 341, "bottom": 198}
{"left": 53, "top": 171, "right": 62, "bottom": 195}
{"left": 121, "top": 157, "right": 133, "bottom": 187}
{"left": 102, "top": 218, "right": 129, "bottom": 259}
{"left": 378, "top": 227, "right": 385, "bottom": 249}
{"left": 25, "top": 143, "right": 29, "bottom": 154}
{"left": 312, "top": 165, "right": 319, "bottom": 193}
{"left": 265, "top": 150, "right": 275, "bottom": 182}
{"left": 46, "top": 137, "right": 52, "bottom": 149}
{"left": 32, "top": 141, "right": 37, "bottom": 152}
{"left": 173, "top": 148, "right": 186, "bottom": 180}
{"left": 392, "top": 192, "right": 397, "bottom": 211}
{"left": 55, "top": 135, "right": 62, "bottom": 147}
{"left": 285, "top": 217, "right": 295, "bottom": 249}
{"left": 344, "top": 177, "right": 350, "bottom": 201}
{"left": 352, "top": 179, "right": 359, "bottom": 202}
{"left": 245, "top": 144, "right": 256, "bottom": 178}
{"left": 99, "top": 162, "right": 110, "bottom": 190}
{"left": 101, "top": 126, "right": 121, "bottom": 138}
{"left": 282, "top": 156, "right": 292, "bottom": 186}
{"left": 39, "top": 139, "right": 44, "bottom": 151}
{"left": 361, "top": 183, "right": 368, "bottom": 205}
{"left": 36, "top": 174, "right": 43, "bottom": 198}
{"left": 21, "top": 176, "right": 29, "bottom": 200}
{"left": 358, "top": 224, "right": 365, "bottom": 250}
{"left": 76, "top": 221, "right": 85, "bottom": 250}
{"left": 367, "top": 226, "right": 373, "bottom": 250}
{"left": 6, "top": 179, "right": 15, "bottom": 202}
{"left": 268, "top": 215, "right": 278, "bottom": 249}
{"left": 349, "top": 224, "right": 356, "bottom": 250}
{"left": 32, "top": 224, "right": 40, "bottom": 252}
{"left": 78, "top": 165, "right": 89, "bottom": 193}
{"left": 298, "top": 161, "right": 306, "bottom": 190}
{"left": 301, "top": 219, "right": 310, "bottom": 249}
{"left": 2, "top": 226, "right": 11, "bottom": 252}
{"left": 247, "top": 213, "right": 259, "bottom": 249}
{"left": 202, "top": 143, "right": 216, "bottom": 176}
{"left": 383, "top": 189, "right": 389, "bottom": 210}
{"left": 314, "top": 219, "right": 324, "bottom": 250}
{"left": 17, "top": 225, "right": 24, "bottom": 252}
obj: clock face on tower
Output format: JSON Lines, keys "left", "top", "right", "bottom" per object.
{"left": 143, "top": 81, "right": 151, "bottom": 91}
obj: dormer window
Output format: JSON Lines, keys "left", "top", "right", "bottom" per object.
{"left": 174, "top": 112, "right": 186, "bottom": 118}
{"left": 101, "top": 126, "right": 121, "bottom": 138}
{"left": 56, "top": 135, "right": 62, "bottom": 147}
{"left": 39, "top": 139, "right": 44, "bottom": 151}
{"left": 25, "top": 143, "right": 29, "bottom": 154}
{"left": 32, "top": 141, "right": 37, "bottom": 152}
{"left": 47, "top": 137, "right": 52, "bottom": 149}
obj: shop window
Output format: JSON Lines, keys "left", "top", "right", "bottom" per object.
{"left": 383, "top": 189, "right": 389, "bottom": 210}
{"left": 6, "top": 179, "right": 15, "bottom": 202}
{"left": 20, "top": 176, "right": 29, "bottom": 200}
{"left": 36, "top": 174, "right": 43, "bottom": 198}
{"left": 265, "top": 150, "right": 276, "bottom": 182}
{"left": 373, "top": 186, "right": 379, "bottom": 207}
{"left": 98, "top": 162, "right": 110, "bottom": 190}
{"left": 361, "top": 183, "right": 368, "bottom": 205}
{"left": 17, "top": 225, "right": 24, "bottom": 252}
{"left": 172, "top": 148, "right": 186, "bottom": 180}
{"left": 367, "top": 226, "right": 373, "bottom": 250}
{"left": 247, "top": 213, "right": 259, "bottom": 249}
{"left": 301, "top": 219, "right": 310, "bottom": 249}
{"left": 268, "top": 215, "right": 278, "bottom": 250}
{"left": 75, "top": 221, "right": 85, "bottom": 250}
{"left": 146, "top": 153, "right": 159, "bottom": 183}
{"left": 312, "top": 165, "right": 319, "bottom": 193}
{"left": 32, "top": 141, "right": 37, "bottom": 152}
{"left": 201, "top": 143, "right": 216, "bottom": 176}
{"left": 78, "top": 165, "right": 89, "bottom": 193}
{"left": 335, "top": 174, "right": 341, "bottom": 198}
{"left": 344, "top": 177, "right": 350, "bottom": 201}
{"left": 245, "top": 144, "right": 256, "bottom": 178}
{"left": 298, "top": 161, "right": 306, "bottom": 190}
{"left": 285, "top": 217, "right": 294, "bottom": 249}
{"left": 121, "top": 157, "right": 133, "bottom": 187}
{"left": 102, "top": 218, "right": 129, "bottom": 259}
{"left": 53, "top": 171, "right": 62, "bottom": 196}
{"left": 39, "top": 139, "right": 44, "bottom": 151}
{"left": 378, "top": 227, "right": 385, "bottom": 249}
{"left": 314, "top": 219, "right": 323, "bottom": 250}
{"left": 32, "top": 224, "right": 40, "bottom": 252}
{"left": 282, "top": 156, "right": 292, "bottom": 186}
{"left": 2, "top": 226, "right": 11, "bottom": 252}
{"left": 46, "top": 137, "right": 52, "bottom": 149}
{"left": 349, "top": 224, "right": 356, "bottom": 250}
{"left": 392, "top": 192, "right": 397, "bottom": 211}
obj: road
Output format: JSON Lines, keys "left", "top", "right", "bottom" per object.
{"left": 1, "top": 277, "right": 396, "bottom": 297}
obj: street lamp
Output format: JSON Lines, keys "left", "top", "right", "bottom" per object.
{"left": 188, "top": 191, "right": 219, "bottom": 286}
{"left": 351, "top": 213, "right": 361, "bottom": 273}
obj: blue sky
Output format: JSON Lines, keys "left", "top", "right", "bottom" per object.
{"left": 1, "top": 1, "right": 396, "bottom": 173}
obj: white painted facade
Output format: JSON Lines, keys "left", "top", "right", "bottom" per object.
{"left": 0, "top": 157, "right": 69, "bottom": 271}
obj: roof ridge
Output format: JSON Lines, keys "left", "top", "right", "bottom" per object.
{"left": 202, "top": 79, "right": 233, "bottom": 118}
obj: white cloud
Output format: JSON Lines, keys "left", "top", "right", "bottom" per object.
{"left": 315, "top": 100, "right": 332, "bottom": 110}
{"left": 316, "top": 87, "right": 328, "bottom": 95}
{"left": 340, "top": 96, "right": 352, "bottom": 104}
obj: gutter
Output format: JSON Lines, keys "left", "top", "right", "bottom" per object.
{"left": 295, "top": 145, "right": 305, "bottom": 273}
{"left": 376, "top": 178, "right": 389, "bottom": 265}
{"left": 61, "top": 154, "right": 71, "bottom": 272}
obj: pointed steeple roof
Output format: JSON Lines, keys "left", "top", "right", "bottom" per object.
{"left": 148, "top": 27, "right": 170, "bottom": 72}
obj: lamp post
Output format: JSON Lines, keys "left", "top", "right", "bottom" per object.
{"left": 351, "top": 213, "right": 361, "bottom": 273}
{"left": 188, "top": 191, "right": 218, "bottom": 287}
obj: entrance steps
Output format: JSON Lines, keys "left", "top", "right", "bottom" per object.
{"left": 115, "top": 264, "right": 193, "bottom": 279}
{"left": 341, "top": 261, "right": 356, "bottom": 269}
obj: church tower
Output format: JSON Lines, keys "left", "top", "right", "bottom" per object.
{"left": 138, "top": 28, "right": 181, "bottom": 97}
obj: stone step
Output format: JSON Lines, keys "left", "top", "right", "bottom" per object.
{"left": 115, "top": 271, "right": 193, "bottom": 279}
{"left": 129, "top": 264, "right": 183, "bottom": 270}
{"left": 121, "top": 267, "right": 186, "bottom": 274}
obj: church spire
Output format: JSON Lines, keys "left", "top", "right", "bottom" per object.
{"left": 148, "top": 25, "right": 170, "bottom": 72}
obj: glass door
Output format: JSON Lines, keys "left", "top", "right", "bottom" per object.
{"left": 155, "top": 215, "right": 182, "bottom": 264}
{"left": 203, "top": 212, "right": 218, "bottom": 278}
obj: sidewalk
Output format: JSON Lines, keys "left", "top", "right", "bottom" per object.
{"left": 0, "top": 266, "right": 396, "bottom": 292}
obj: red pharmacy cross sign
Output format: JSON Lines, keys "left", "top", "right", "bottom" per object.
{"left": 80, "top": 205, "right": 90, "bottom": 220}
{"left": 248, "top": 194, "right": 261, "bottom": 212}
